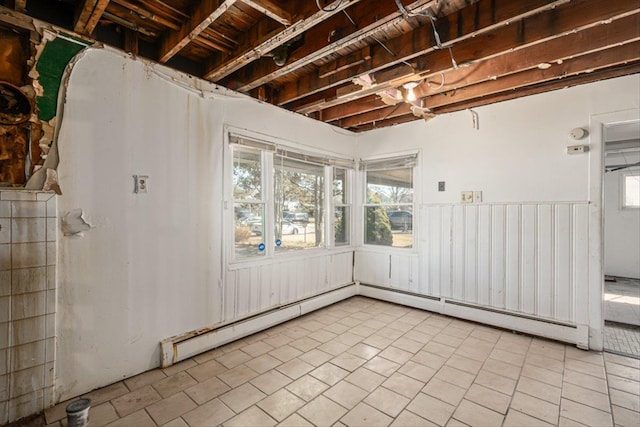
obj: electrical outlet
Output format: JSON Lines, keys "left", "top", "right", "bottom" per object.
{"left": 134, "top": 175, "right": 149, "bottom": 193}
{"left": 438, "top": 181, "right": 445, "bottom": 191}
{"left": 473, "top": 191, "right": 482, "bottom": 203}
{"left": 461, "top": 191, "right": 473, "bottom": 204}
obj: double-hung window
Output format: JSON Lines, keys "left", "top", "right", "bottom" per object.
{"left": 622, "top": 169, "right": 640, "bottom": 208}
{"left": 361, "top": 154, "right": 416, "bottom": 248}
{"left": 229, "top": 133, "right": 354, "bottom": 261}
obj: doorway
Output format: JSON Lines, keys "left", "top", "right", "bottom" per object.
{"left": 603, "top": 120, "right": 640, "bottom": 358}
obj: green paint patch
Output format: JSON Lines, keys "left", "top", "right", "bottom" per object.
{"left": 36, "top": 35, "right": 90, "bottom": 121}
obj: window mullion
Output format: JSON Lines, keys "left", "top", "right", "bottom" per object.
{"left": 263, "top": 151, "right": 275, "bottom": 256}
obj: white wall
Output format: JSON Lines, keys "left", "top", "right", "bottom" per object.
{"left": 356, "top": 74, "right": 640, "bottom": 348}
{"left": 54, "top": 48, "right": 356, "bottom": 400}
{"left": 604, "top": 151, "right": 640, "bottom": 279}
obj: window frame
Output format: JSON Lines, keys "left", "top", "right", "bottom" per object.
{"left": 621, "top": 168, "right": 640, "bottom": 209}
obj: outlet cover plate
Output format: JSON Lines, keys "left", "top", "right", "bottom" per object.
{"left": 461, "top": 191, "right": 473, "bottom": 204}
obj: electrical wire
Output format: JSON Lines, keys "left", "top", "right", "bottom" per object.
{"left": 316, "top": 0, "right": 347, "bottom": 12}
{"left": 426, "top": 72, "right": 445, "bottom": 90}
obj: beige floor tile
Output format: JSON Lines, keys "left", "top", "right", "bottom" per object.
{"left": 186, "top": 359, "right": 227, "bottom": 382}
{"left": 464, "top": 384, "right": 510, "bottom": 414}
{"left": 564, "top": 369, "right": 608, "bottom": 392}
{"left": 392, "top": 337, "right": 425, "bottom": 354}
{"left": 482, "top": 358, "right": 521, "bottom": 380}
{"left": 277, "top": 358, "right": 315, "bottom": 380}
{"left": 82, "top": 382, "right": 129, "bottom": 407}
{"left": 446, "top": 417, "right": 470, "bottom": 426}
{"left": 494, "top": 334, "right": 531, "bottom": 353}
{"left": 469, "top": 328, "right": 501, "bottom": 344}
{"left": 347, "top": 343, "right": 380, "bottom": 360}
{"left": 612, "top": 404, "right": 640, "bottom": 427}
{"left": 317, "top": 339, "right": 351, "bottom": 356}
{"left": 377, "top": 328, "right": 404, "bottom": 341}
{"left": 163, "top": 359, "right": 198, "bottom": 377}
{"left": 285, "top": 374, "right": 328, "bottom": 401}
{"left": 411, "top": 350, "right": 447, "bottom": 370}
{"left": 106, "top": 409, "right": 156, "bottom": 427}
{"left": 345, "top": 367, "right": 386, "bottom": 392}
{"left": 422, "top": 341, "right": 456, "bottom": 359}
{"left": 263, "top": 334, "right": 294, "bottom": 348}
{"left": 298, "top": 348, "right": 333, "bottom": 366}
{"left": 257, "top": 388, "right": 305, "bottom": 421}
{"left": 516, "top": 376, "right": 561, "bottom": 405}
{"left": 607, "top": 374, "right": 640, "bottom": 395}
{"left": 124, "top": 369, "right": 166, "bottom": 391}
{"left": 474, "top": 369, "right": 517, "bottom": 395}
{"left": 308, "top": 330, "right": 338, "bottom": 344}
{"left": 284, "top": 327, "right": 311, "bottom": 340}
{"left": 455, "top": 339, "right": 494, "bottom": 363}
{"left": 605, "top": 352, "right": 640, "bottom": 369}
{"left": 278, "top": 413, "right": 314, "bottom": 426}
{"left": 379, "top": 346, "right": 414, "bottom": 365}
{"left": 364, "top": 356, "right": 401, "bottom": 377}
{"left": 146, "top": 392, "right": 197, "bottom": 425}
{"left": 223, "top": 406, "right": 276, "bottom": 426}
{"left": 270, "top": 345, "right": 304, "bottom": 362}
{"left": 431, "top": 334, "right": 464, "bottom": 348}
{"left": 297, "top": 395, "right": 347, "bottom": 426}
{"left": 490, "top": 348, "right": 526, "bottom": 367}
{"left": 341, "top": 402, "right": 393, "bottom": 427}
{"left": 111, "top": 385, "right": 162, "bottom": 417}
{"left": 339, "top": 317, "right": 361, "bottom": 328}
{"left": 433, "top": 366, "right": 475, "bottom": 389}
{"left": 323, "top": 380, "right": 368, "bottom": 409}
{"left": 452, "top": 399, "right": 504, "bottom": 426}
{"left": 529, "top": 338, "right": 565, "bottom": 361}
{"left": 153, "top": 371, "right": 198, "bottom": 398}
{"left": 610, "top": 388, "right": 640, "bottom": 412}
{"left": 88, "top": 402, "right": 119, "bottom": 426}
{"left": 404, "top": 330, "right": 435, "bottom": 345}
{"left": 566, "top": 358, "right": 606, "bottom": 379}
{"left": 503, "top": 409, "right": 553, "bottom": 427}
{"left": 422, "top": 378, "right": 466, "bottom": 406}
{"left": 161, "top": 416, "right": 189, "bottom": 427}
{"left": 251, "top": 370, "right": 292, "bottom": 395}
{"left": 510, "top": 392, "right": 559, "bottom": 425}
{"left": 606, "top": 362, "right": 640, "bottom": 382}
{"left": 331, "top": 352, "right": 367, "bottom": 371}
{"left": 217, "top": 349, "right": 252, "bottom": 369}
{"left": 364, "top": 386, "right": 410, "bottom": 417}
{"left": 185, "top": 376, "right": 230, "bottom": 405}
{"left": 406, "top": 392, "right": 456, "bottom": 426}
{"left": 398, "top": 360, "right": 436, "bottom": 382}
{"left": 390, "top": 410, "right": 437, "bottom": 426}
{"left": 565, "top": 347, "right": 604, "bottom": 366}
{"left": 525, "top": 353, "right": 565, "bottom": 373}
{"left": 445, "top": 354, "right": 482, "bottom": 375}
{"left": 290, "top": 337, "right": 322, "bottom": 353}
{"left": 521, "top": 364, "right": 563, "bottom": 388}
{"left": 219, "top": 383, "right": 266, "bottom": 413}
{"left": 309, "top": 362, "right": 349, "bottom": 386}
{"left": 362, "top": 334, "right": 395, "bottom": 350}
{"left": 44, "top": 398, "right": 75, "bottom": 424}
{"left": 192, "top": 348, "right": 224, "bottom": 364}
{"left": 246, "top": 354, "right": 283, "bottom": 374}
{"left": 560, "top": 398, "right": 613, "bottom": 426}
{"left": 219, "top": 339, "right": 249, "bottom": 353}
{"left": 382, "top": 372, "right": 424, "bottom": 399}
{"left": 336, "top": 332, "right": 364, "bottom": 347}
{"left": 324, "top": 323, "right": 351, "bottom": 335}
{"left": 218, "top": 364, "right": 259, "bottom": 387}
{"left": 561, "top": 382, "right": 610, "bottom": 412}
{"left": 558, "top": 416, "right": 587, "bottom": 426}
{"left": 350, "top": 324, "right": 377, "bottom": 338}
{"left": 242, "top": 341, "right": 275, "bottom": 358}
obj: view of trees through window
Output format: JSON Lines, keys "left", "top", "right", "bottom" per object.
{"left": 365, "top": 167, "right": 414, "bottom": 248}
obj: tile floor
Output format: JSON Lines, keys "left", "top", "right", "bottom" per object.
{"left": 44, "top": 297, "right": 640, "bottom": 427}
{"left": 605, "top": 277, "right": 640, "bottom": 326}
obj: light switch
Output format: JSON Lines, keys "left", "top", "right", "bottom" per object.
{"left": 438, "top": 181, "right": 445, "bottom": 191}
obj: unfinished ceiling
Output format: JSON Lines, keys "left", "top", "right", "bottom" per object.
{"left": 2, "top": 0, "right": 639, "bottom": 132}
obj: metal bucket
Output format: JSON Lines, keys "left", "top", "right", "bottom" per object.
{"left": 66, "top": 398, "right": 91, "bottom": 427}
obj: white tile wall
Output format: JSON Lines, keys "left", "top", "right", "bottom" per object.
{"left": 0, "top": 191, "right": 58, "bottom": 424}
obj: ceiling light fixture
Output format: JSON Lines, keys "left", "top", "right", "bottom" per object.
{"left": 403, "top": 82, "right": 419, "bottom": 101}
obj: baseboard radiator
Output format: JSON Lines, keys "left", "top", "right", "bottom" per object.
{"left": 160, "top": 284, "right": 358, "bottom": 367}
{"left": 358, "top": 283, "right": 589, "bottom": 349}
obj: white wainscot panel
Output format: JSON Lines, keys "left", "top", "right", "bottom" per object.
{"left": 420, "top": 202, "right": 589, "bottom": 324}
{"left": 354, "top": 250, "right": 389, "bottom": 286}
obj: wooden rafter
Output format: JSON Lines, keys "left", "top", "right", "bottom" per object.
{"left": 159, "top": 0, "right": 237, "bottom": 63}
{"left": 285, "top": 0, "right": 639, "bottom": 112}
{"left": 74, "top": 0, "right": 111, "bottom": 35}
{"left": 203, "top": 0, "right": 363, "bottom": 81}
{"left": 239, "top": 0, "right": 292, "bottom": 26}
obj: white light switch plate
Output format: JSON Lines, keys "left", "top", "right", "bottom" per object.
{"left": 473, "top": 191, "right": 482, "bottom": 203}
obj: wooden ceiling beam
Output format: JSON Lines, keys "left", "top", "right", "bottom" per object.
{"left": 338, "top": 103, "right": 413, "bottom": 128}
{"left": 239, "top": 0, "right": 292, "bottom": 26}
{"left": 321, "top": 95, "right": 385, "bottom": 122}
{"left": 203, "top": 0, "right": 363, "bottom": 81}
{"left": 111, "top": 0, "right": 181, "bottom": 31}
{"left": 279, "top": 0, "right": 638, "bottom": 109}
{"left": 233, "top": 0, "right": 437, "bottom": 92}
{"left": 159, "top": 0, "right": 237, "bottom": 63}
{"left": 74, "top": 0, "right": 111, "bottom": 35}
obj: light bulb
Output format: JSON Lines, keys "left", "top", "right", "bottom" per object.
{"left": 406, "top": 87, "right": 416, "bottom": 101}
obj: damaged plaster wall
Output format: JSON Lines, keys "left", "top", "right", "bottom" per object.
{"left": 53, "top": 47, "right": 356, "bottom": 401}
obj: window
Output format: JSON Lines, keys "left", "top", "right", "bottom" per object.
{"left": 228, "top": 133, "right": 354, "bottom": 261}
{"left": 232, "top": 146, "right": 266, "bottom": 259}
{"left": 333, "top": 168, "right": 350, "bottom": 246}
{"left": 362, "top": 155, "right": 416, "bottom": 248}
{"left": 274, "top": 155, "right": 324, "bottom": 251}
{"left": 623, "top": 170, "right": 640, "bottom": 208}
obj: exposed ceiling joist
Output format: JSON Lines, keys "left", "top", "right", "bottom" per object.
{"left": 74, "top": 0, "right": 111, "bottom": 35}
{"left": 239, "top": 0, "right": 292, "bottom": 26}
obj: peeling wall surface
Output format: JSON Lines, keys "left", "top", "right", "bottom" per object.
{"left": 54, "top": 48, "right": 356, "bottom": 401}
{"left": 52, "top": 46, "right": 639, "bottom": 403}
